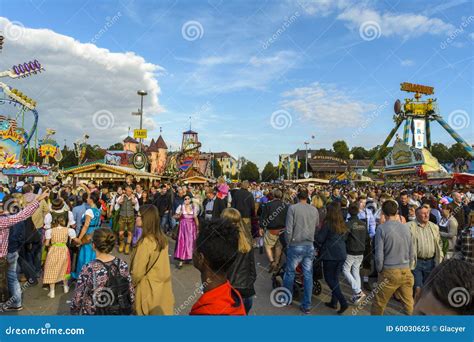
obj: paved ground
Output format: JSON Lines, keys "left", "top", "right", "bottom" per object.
{"left": 1, "top": 239, "right": 404, "bottom": 316}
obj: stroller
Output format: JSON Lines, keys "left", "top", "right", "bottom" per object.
{"left": 271, "top": 241, "right": 323, "bottom": 300}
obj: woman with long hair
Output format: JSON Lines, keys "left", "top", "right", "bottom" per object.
{"left": 174, "top": 194, "right": 199, "bottom": 269}
{"left": 221, "top": 208, "right": 256, "bottom": 314}
{"left": 316, "top": 201, "right": 348, "bottom": 314}
{"left": 130, "top": 204, "right": 174, "bottom": 315}
{"left": 72, "top": 192, "right": 102, "bottom": 279}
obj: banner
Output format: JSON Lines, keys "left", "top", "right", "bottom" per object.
{"left": 413, "top": 118, "right": 426, "bottom": 149}
{"left": 0, "top": 316, "right": 471, "bottom": 342}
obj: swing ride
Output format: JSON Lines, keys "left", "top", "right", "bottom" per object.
{"left": 0, "top": 32, "right": 48, "bottom": 181}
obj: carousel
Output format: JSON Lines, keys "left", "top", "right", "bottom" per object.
{"left": 0, "top": 34, "right": 50, "bottom": 184}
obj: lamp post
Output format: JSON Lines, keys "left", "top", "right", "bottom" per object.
{"left": 132, "top": 90, "right": 148, "bottom": 152}
{"left": 303, "top": 141, "right": 310, "bottom": 179}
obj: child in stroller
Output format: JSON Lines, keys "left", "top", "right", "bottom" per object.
{"left": 271, "top": 235, "right": 323, "bottom": 300}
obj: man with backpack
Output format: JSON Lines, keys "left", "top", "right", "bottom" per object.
{"left": 342, "top": 203, "right": 368, "bottom": 305}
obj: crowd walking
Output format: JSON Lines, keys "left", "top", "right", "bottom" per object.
{"left": 0, "top": 177, "right": 472, "bottom": 316}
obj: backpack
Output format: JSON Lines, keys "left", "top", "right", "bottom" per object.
{"left": 93, "top": 259, "right": 133, "bottom": 315}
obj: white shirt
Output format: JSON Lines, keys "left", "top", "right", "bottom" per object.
{"left": 44, "top": 210, "right": 76, "bottom": 230}
{"left": 45, "top": 226, "right": 77, "bottom": 240}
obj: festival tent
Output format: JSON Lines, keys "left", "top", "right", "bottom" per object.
{"left": 181, "top": 175, "right": 215, "bottom": 184}
{"left": 292, "top": 178, "right": 330, "bottom": 184}
{"left": 61, "top": 160, "right": 160, "bottom": 187}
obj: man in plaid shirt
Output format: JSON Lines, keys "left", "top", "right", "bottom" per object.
{"left": 0, "top": 190, "right": 50, "bottom": 308}
{"left": 454, "top": 213, "right": 474, "bottom": 264}
{"left": 1, "top": 189, "right": 51, "bottom": 256}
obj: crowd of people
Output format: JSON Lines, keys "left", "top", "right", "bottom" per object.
{"left": 0, "top": 175, "right": 472, "bottom": 316}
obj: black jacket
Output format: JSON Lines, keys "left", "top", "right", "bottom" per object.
{"left": 153, "top": 193, "right": 171, "bottom": 217}
{"left": 227, "top": 250, "right": 256, "bottom": 298}
{"left": 260, "top": 199, "right": 288, "bottom": 230}
{"left": 345, "top": 216, "right": 367, "bottom": 255}
{"left": 231, "top": 189, "right": 255, "bottom": 218}
{"left": 8, "top": 221, "right": 25, "bottom": 253}
{"left": 316, "top": 222, "right": 347, "bottom": 261}
{"left": 200, "top": 197, "right": 227, "bottom": 221}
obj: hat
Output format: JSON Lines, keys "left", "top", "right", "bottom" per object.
{"left": 51, "top": 198, "right": 64, "bottom": 211}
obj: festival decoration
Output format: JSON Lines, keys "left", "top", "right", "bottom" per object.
{"left": 74, "top": 134, "right": 89, "bottom": 165}
{"left": 369, "top": 82, "right": 474, "bottom": 172}
{"left": 0, "top": 115, "right": 28, "bottom": 168}
{"left": 0, "top": 37, "right": 43, "bottom": 168}
{"left": 39, "top": 128, "right": 62, "bottom": 164}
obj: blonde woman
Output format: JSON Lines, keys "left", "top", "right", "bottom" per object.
{"left": 221, "top": 208, "right": 256, "bottom": 314}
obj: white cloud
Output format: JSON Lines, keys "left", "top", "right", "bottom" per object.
{"left": 281, "top": 82, "right": 376, "bottom": 127}
{"left": 400, "top": 59, "right": 415, "bottom": 67}
{"left": 337, "top": 7, "right": 455, "bottom": 39}
{"left": 0, "top": 17, "right": 163, "bottom": 148}
{"left": 295, "top": 0, "right": 455, "bottom": 39}
{"left": 295, "top": 0, "right": 352, "bottom": 16}
{"left": 186, "top": 50, "right": 299, "bottom": 93}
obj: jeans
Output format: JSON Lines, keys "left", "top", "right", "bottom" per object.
{"left": 413, "top": 258, "right": 435, "bottom": 288}
{"left": 31, "top": 230, "right": 43, "bottom": 278}
{"left": 18, "top": 244, "right": 37, "bottom": 282}
{"left": 243, "top": 296, "right": 253, "bottom": 315}
{"left": 342, "top": 254, "right": 364, "bottom": 295}
{"left": 6, "top": 252, "right": 22, "bottom": 307}
{"left": 160, "top": 213, "right": 170, "bottom": 233}
{"left": 323, "top": 260, "right": 347, "bottom": 308}
{"left": 283, "top": 245, "right": 314, "bottom": 310}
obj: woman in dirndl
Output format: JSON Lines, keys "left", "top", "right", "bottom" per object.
{"left": 72, "top": 192, "right": 102, "bottom": 279}
{"left": 174, "top": 195, "right": 199, "bottom": 269}
{"left": 43, "top": 211, "right": 79, "bottom": 298}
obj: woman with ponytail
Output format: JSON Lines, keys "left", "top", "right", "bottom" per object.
{"left": 221, "top": 208, "right": 256, "bottom": 314}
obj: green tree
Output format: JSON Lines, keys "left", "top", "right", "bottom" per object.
{"left": 108, "top": 142, "right": 124, "bottom": 150}
{"left": 59, "top": 148, "right": 77, "bottom": 168}
{"left": 240, "top": 161, "right": 260, "bottom": 182}
{"left": 430, "top": 143, "right": 452, "bottom": 163}
{"left": 261, "top": 162, "right": 278, "bottom": 181}
{"left": 350, "top": 146, "right": 369, "bottom": 159}
{"left": 368, "top": 145, "right": 391, "bottom": 160}
{"left": 213, "top": 160, "right": 223, "bottom": 178}
{"left": 448, "top": 142, "right": 472, "bottom": 161}
{"left": 333, "top": 140, "right": 350, "bottom": 159}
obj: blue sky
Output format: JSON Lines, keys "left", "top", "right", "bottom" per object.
{"left": 0, "top": 0, "right": 472, "bottom": 168}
